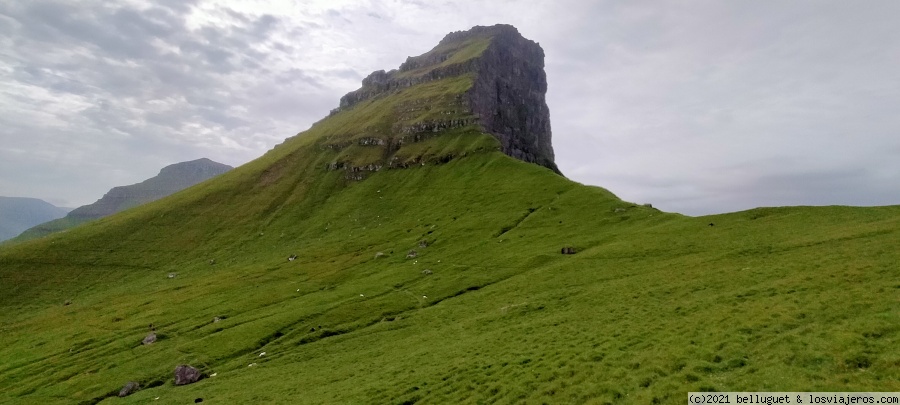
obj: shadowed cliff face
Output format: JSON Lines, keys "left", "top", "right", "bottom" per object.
{"left": 335, "top": 24, "right": 559, "bottom": 174}
{"left": 467, "top": 27, "right": 557, "bottom": 173}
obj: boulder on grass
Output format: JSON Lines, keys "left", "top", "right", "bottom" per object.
{"left": 118, "top": 381, "right": 140, "bottom": 397}
{"left": 174, "top": 364, "right": 202, "bottom": 386}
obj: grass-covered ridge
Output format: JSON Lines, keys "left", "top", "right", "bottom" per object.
{"left": 395, "top": 35, "right": 491, "bottom": 79}
{"left": 1, "top": 147, "right": 898, "bottom": 403}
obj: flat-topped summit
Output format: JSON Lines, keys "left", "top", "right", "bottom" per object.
{"left": 333, "top": 24, "right": 558, "bottom": 173}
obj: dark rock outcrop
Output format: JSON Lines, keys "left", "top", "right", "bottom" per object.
{"left": 465, "top": 26, "right": 558, "bottom": 172}
{"left": 174, "top": 365, "right": 202, "bottom": 386}
{"left": 118, "top": 381, "right": 140, "bottom": 397}
{"left": 333, "top": 24, "right": 560, "bottom": 174}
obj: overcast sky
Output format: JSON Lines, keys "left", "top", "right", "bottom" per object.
{"left": 1, "top": 0, "right": 898, "bottom": 215}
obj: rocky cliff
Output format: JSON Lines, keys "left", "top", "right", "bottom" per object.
{"left": 332, "top": 24, "right": 559, "bottom": 173}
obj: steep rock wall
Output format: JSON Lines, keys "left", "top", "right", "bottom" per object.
{"left": 331, "top": 24, "right": 560, "bottom": 174}
{"left": 465, "top": 26, "right": 558, "bottom": 173}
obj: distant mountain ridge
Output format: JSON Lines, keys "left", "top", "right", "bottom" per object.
{"left": 13, "top": 158, "right": 232, "bottom": 241}
{"left": 66, "top": 158, "right": 232, "bottom": 219}
{"left": 0, "top": 197, "right": 70, "bottom": 242}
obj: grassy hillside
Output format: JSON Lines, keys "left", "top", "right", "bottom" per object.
{"left": 1, "top": 28, "right": 898, "bottom": 404}
{"left": 1, "top": 148, "right": 897, "bottom": 404}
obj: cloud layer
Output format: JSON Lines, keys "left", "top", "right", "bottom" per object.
{"left": 1, "top": 0, "right": 898, "bottom": 215}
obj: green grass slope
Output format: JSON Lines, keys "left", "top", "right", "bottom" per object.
{"left": 8, "top": 216, "right": 90, "bottom": 244}
{"left": 1, "top": 31, "right": 898, "bottom": 404}
{"left": 1, "top": 151, "right": 897, "bottom": 404}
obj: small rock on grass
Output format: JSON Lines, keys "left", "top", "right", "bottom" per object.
{"left": 118, "top": 381, "right": 140, "bottom": 397}
{"left": 174, "top": 364, "right": 202, "bottom": 385}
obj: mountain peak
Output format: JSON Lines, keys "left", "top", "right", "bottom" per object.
{"left": 0, "top": 197, "right": 69, "bottom": 241}
{"left": 10, "top": 158, "right": 234, "bottom": 243}
{"left": 70, "top": 158, "right": 233, "bottom": 220}
{"left": 158, "top": 157, "right": 233, "bottom": 178}
{"left": 332, "top": 24, "right": 558, "bottom": 173}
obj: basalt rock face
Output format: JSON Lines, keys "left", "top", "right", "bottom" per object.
{"left": 334, "top": 24, "right": 559, "bottom": 174}
{"left": 467, "top": 27, "right": 557, "bottom": 172}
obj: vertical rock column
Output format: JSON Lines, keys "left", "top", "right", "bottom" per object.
{"left": 466, "top": 26, "right": 559, "bottom": 174}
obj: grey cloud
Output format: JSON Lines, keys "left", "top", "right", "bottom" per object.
{"left": 240, "top": 58, "right": 262, "bottom": 70}
{"left": 275, "top": 69, "right": 324, "bottom": 89}
{"left": 180, "top": 38, "right": 238, "bottom": 72}
{"left": 15, "top": 1, "right": 162, "bottom": 61}
{"left": 585, "top": 165, "right": 900, "bottom": 217}
{"left": 110, "top": 7, "right": 181, "bottom": 41}
{"left": 223, "top": 8, "right": 252, "bottom": 24}
{"left": 546, "top": 0, "right": 900, "bottom": 215}
{"left": 699, "top": 168, "right": 900, "bottom": 215}
{"left": 331, "top": 68, "right": 363, "bottom": 81}
{"left": 198, "top": 107, "right": 252, "bottom": 129}
{"left": 154, "top": 0, "right": 202, "bottom": 14}
{"left": 252, "top": 89, "right": 333, "bottom": 120}
{"left": 270, "top": 42, "right": 293, "bottom": 53}
{"left": 251, "top": 14, "right": 280, "bottom": 37}
{"left": 0, "top": 1, "right": 334, "bottom": 206}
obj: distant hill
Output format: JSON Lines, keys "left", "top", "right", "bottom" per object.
{"left": 0, "top": 197, "right": 70, "bottom": 241}
{"left": 13, "top": 158, "right": 232, "bottom": 242}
